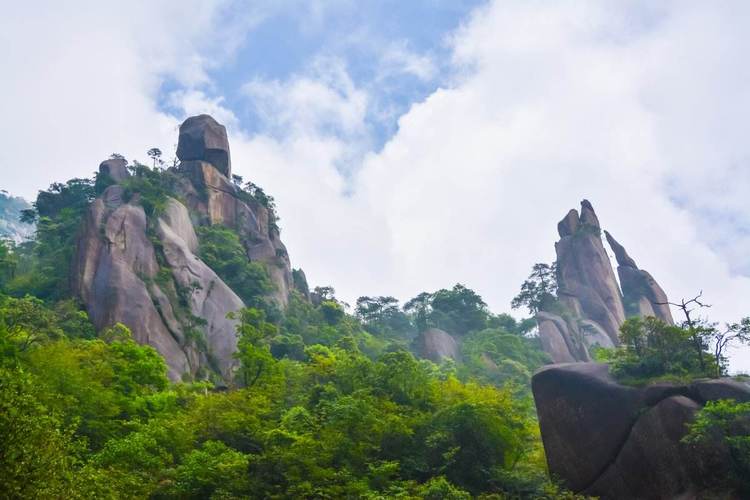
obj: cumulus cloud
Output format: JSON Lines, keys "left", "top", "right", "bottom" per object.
{"left": 230, "top": 1, "right": 750, "bottom": 371}
{"left": 0, "top": 1, "right": 266, "bottom": 193}
{"left": 2, "top": 1, "right": 750, "bottom": 371}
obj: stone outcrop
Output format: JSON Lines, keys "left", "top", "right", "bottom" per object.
{"left": 176, "top": 114, "right": 231, "bottom": 177}
{"left": 536, "top": 201, "right": 673, "bottom": 362}
{"left": 177, "top": 162, "right": 292, "bottom": 307}
{"left": 605, "top": 230, "right": 673, "bottom": 324}
{"left": 72, "top": 187, "right": 195, "bottom": 380}
{"left": 73, "top": 114, "right": 297, "bottom": 381}
{"left": 532, "top": 363, "right": 750, "bottom": 499}
{"left": 98, "top": 157, "right": 130, "bottom": 183}
{"left": 416, "top": 328, "right": 460, "bottom": 363}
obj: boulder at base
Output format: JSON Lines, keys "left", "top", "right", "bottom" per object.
{"left": 532, "top": 363, "right": 750, "bottom": 499}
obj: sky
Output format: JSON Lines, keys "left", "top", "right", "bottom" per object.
{"left": 2, "top": 1, "right": 750, "bottom": 372}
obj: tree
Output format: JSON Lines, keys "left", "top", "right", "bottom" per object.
{"left": 430, "top": 284, "right": 489, "bottom": 335}
{"left": 710, "top": 318, "right": 750, "bottom": 376}
{"left": 312, "top": 286, "right": 336, "bottom": 304}
{"left": 231, "top": 308, "right": 278, "bottom": 387}
{"left": 683, "top": 399, "right": 750, "bottom": 496}
{"left": 656, "top": 291, "right": 712, "bottom": 374}
{"left": 511, "top": 262, "right": 557, "bottom": 313}
{"left": 147, "top": 148, "right": 163, "bottom": 168}
{"left": 355, "top": 296, "right": 412, "bottom": 338}
{"left": 197, "top": 225, "right": 274, "bottom": 312}
{"left": 404, "top": 292, "right": 433, "bottom": 332}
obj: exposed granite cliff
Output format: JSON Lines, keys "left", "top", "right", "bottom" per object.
{"left": 532, "top": 363, "right": 750, "bottom": 499}
{"left": 536, "top": 201, "right": 673, "bottom": 362}
{"left": 73, "top": 114, "right": 296, "bottom": 381}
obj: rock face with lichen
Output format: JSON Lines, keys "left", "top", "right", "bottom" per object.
{"left": 73, "top": 115, "right": 297, "bottom": 381}
{"left": 532, "top": 363, "right": 750, "bottom": 499}
{"left": 536, "top": 201, "right": 673, "bottom": 362}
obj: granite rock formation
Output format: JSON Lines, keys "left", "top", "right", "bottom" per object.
{"left": 532, "top": 363, "right": 750, "bottom": 499}
{"left": 416, "top": 328, "right": 460, "bottom": 363}
{"left": 536, "top": 201, "right": 673, "bottom": 362}
{"left": 176, "top": 114, "right": 231, "bottom": 177}
{"left": 605, "top": 230, "right": 674, "bottom": 324}
{"left": 73, "top": 114, "right": 296, "bottom": 381}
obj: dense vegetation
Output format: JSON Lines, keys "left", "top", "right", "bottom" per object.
{"left": 0, "top": 164, "right": 572, "bottom": 499}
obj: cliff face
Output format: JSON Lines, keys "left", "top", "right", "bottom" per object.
{"left": 537, "top": 201, "right": 673, "bottom": 362}
{"left": 73, "top": 114, "right": 295, "bottom": 381}
{"left": 532, "top": 363, "right": 750, "bottom": 499}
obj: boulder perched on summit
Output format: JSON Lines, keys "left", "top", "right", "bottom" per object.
{"left": 98, "top": 157, "right": 130, "bottom": 183}
{"left": 73, "top": 114, "right": 298, "bottom": 381}
{"left": 176, "top": 114, "right": 231, "bottom": 177}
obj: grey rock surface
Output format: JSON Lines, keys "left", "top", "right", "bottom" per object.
{"left": 156, "top": 199, "right": 244, "bottom": 380}
{"left": 99, "top": 158, "right": 130, "bottom": 183}
{"left": 176, "top": 114, "right": 231, "bottom": 177}
{"left": 416, "top": 328, "right": 460, "bottom": 363}
{"left": 74, "top": 117, "right": 298, "bottom": 381}
{"left": 532, "top": 363, "right": 749, "bottom": 499}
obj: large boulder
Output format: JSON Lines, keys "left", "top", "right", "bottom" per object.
{"left": 532, "top": 363, "right": 642, "bottom": 491}
{"left": 176, "top": 114, "right": 231, "bottom": 177}
{"left": 532, "top": 363, "right": 750, "bottom": 498}
{"left": 416, "top": 328, "right": 460, "bottom": 363}
{"left": 99, "top": 157, "right": 130, "bottom": 183}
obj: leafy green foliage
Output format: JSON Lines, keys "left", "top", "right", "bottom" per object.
{"left": 404, "top": 284, "right": 490, "bottom": 336}
{"left": 231, "top": 307, "right": 279, "bottom": 387}
{"left": 683, "top": 399, "right": 750, "bottom": 496}
{"left": 595, "top": 316, "right": 718, "bottom": 384}
{"left": 121, "top": 161, "right": 181, "bottom": 217}
{"left": 7, "top": 179, "right": 95, "bottom": 299}
{"left": 459, "top": 327, "right": 550, "bottom": 386}
{"left": 0, "top": 290, "right": 567, "bottom": 498}
{"left": 197, "top": 225, "right": 274, "bottom": 311}
{"left": 511, "top": 262, "right": 558, "bottom": 313}
{"left": 356, "top": 295, "right": 414, "bottom": 340}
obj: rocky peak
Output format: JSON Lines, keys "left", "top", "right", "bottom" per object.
{"left": 176, "top": 114, "right": 231, "bottom": 177}
{"left": 536, "top": 200, "right": 673, "bottom": 363}
{"left": 605, "top": 230, "right": 674, "bottom": 323}
{"left": 73, "top": 114, "right": 296, "bottom": 381}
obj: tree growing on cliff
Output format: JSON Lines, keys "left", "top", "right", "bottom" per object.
{"left": 147, "top": 148, "right": 163, "bottom": 168}
{"left": 511, "top": 262, "right": 558, "bottom": 313}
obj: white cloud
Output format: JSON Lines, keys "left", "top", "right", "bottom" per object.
{"left": 228, "top": 1, "right": 750, "bottom": 372}
{"left": 0, "top": 1, "right": 262, "bottom": 193}
{"left": 3, "top": 1, "right": 750, "bottom": 373}
{"left": 242, "top": 57, "right": 369, "bottom": 140}
{"left": 379, "top": 42, "right": 437, "bottom": 81}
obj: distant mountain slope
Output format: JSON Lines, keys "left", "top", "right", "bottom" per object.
{"left": 0, "top": 191, "right": 33, "bottom": 242}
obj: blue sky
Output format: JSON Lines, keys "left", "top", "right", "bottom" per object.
{"left": 160, "top": 1, "right": 481, "bottom": 151}
{"left": 2, "top": 1, "right": 750, "bottom": 371}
